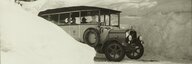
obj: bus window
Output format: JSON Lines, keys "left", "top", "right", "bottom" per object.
{"left": 80, "top": 11, "right": 99, "bottom": 25}
{"left": 41, "top": 15, "right": 49, "bottom": 20}
{"left": 70, "top": 12, "right": 80, "bottom": 25}
{"left": 60, "top": 14, "right": 68, "bottom": 23}
{"left": 89, "top": 15, "right": 98, "bottom": 23}
{"left": 83, "top": 15, "right": 98, "bottom": 25}
{"left": 100, "top": 15, "right": 109, "bottom": 26}
{"left": 81, "top": 16, "right": 87, "bottom": 24}
{"left": 111, "top": 14, "right": 118, "bottom": 26}
{"left": 75, "top": 17, "right": 80, "bottom": 24}
{"left": 59, "top": 13, "right": 69, "bottom": 25}
{"left": 50, "top": 14, "right": 59, "bottom": 24}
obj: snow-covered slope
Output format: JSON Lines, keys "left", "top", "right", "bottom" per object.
{"left": 121, "top": 11, "right": 192, "bottom": 60}
{"left": 0, "top": 0, "right": 95, "bottom": 64}
{"left": 120, "top": 0, "right": 192, "bottom": 61}
{"left": 19, "top": 0, "right": 47, "bottom": 15}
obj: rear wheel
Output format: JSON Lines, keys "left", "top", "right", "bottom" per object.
{"left": 126, "top": 41, "right": 144, "bottom": 59}
{"left": 104, "top": 41, "right": 125, "bottom": 61}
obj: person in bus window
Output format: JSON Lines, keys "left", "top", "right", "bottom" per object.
{"left": 67, "top": 17, "right": 71, "bottom": 24}
{"left": 71, "top": 17, "right": 76, "bottom": 24}
{"left": 81, "top": 16, "right": 87, "bottom": 24}
{"left": 89, "top": 15, "right": 97, "bottom": 24}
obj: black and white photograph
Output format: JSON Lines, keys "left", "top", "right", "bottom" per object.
{"left": 0, "top": 0, "right": 192, "bottom": 64}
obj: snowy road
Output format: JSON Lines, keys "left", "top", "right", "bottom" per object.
{"left": 94, "top": 58, "right": 191, "bottom": 64}
{"left": 94, "top": 54, "right": 192, "bottom": 64}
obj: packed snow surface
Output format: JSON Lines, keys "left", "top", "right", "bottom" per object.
{"left": 0, "top": 0, "right": 95, "bottom": 64}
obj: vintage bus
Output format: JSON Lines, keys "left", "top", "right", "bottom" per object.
{"left": 39, "top": 6, "right": 144, "bottom": 61}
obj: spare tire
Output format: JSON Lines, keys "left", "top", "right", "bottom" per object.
{"left": 83, "top": 28, "right": 100, "bottom": 47}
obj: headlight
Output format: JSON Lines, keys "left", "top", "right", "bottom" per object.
{"left": 126, "top": 31, "right": 129, "bottom": 37}
{"left": 138, "top": 36, "right": 142, "bottom": 40}
{"left": 128, "top": 35, "right": 132, "bottom": 40}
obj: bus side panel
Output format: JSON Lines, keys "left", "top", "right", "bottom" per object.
{"left": 60, "top": 25, "right": 80, "bottom": 41}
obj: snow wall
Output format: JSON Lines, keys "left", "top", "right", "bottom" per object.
{"left": 0, "top": 1, "right": 95, "bottom": 64}
{"left": 121, "top": 11, "right": 192, "bottom": 61}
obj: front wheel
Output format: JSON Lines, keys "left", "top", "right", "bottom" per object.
{"left": 104, "top": 41, "right": 125, "bottom": 61}
{"left": 126, "top": 41, "right": 144, "bottom": 59}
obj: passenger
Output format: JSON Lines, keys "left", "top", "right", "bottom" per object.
{"left": 89, "top": 15, "right": 98, "bottom": 24}
{"left": 81, "top": 17, "right": 87, "bottom": 24}
{"left": 66, "top": 17, "right": 71, "bottom": 24}
{"left": 71, "top": 17, "right": 76, "bottom": 24}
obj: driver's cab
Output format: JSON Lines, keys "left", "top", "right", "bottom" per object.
{"left": 39, "top": 6, "right": 121, "bottom": 43}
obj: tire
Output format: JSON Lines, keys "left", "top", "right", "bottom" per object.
{"left": 126, "top": 40, "right": 144, "bottom": 59}
{"left": 83, "top": 28, "right": 100, "bottom": 47}
{"left": 104, "top": 41, "right": 125, "bottom": 61}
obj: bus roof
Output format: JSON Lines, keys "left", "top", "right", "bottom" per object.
{"left": 38, "top": 6, "right": 121, "bottom": 16}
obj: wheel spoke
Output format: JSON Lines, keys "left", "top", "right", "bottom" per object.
{"left": 135, "top": 46, "right": 140, "bottom": 49}
{"left": 110, "top": 51, "right": 115, "bottom": 58}
{"left": 130, "top": 49, "right": 140, "bottom": 57}
{"left": 133, "top": 52, "right": 135, "bottom": 56}
{"left": 112, "top": 52, "right": 120, "bottom": 59}
{"left": 136, "top": 49, "right": 140, "bottom": 53}
{"left": 115, "top": 54, "right": 120, "bottom": 58}
{"left": 113, "top": 53, "right": 116, "bottom": 58}
{"left": 133, "top": 52, "right": 138, "bottom": 56}
{"left": 114, "top": 45, "right": 118, "bottom": 50}
{"left": 131, "top": 52, "right": 134, "bottom": 56}
{"left": 109, "top": 47, "right": 114, "bottom": 51}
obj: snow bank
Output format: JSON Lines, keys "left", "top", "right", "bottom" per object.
{"left": 121, "top": 11, "right": 192, "bottom": 61}
{"left": 19, "top": 0, "right": 47, "bottom": 15}
{"left": 119, "top": 0, "right": 192, "bottom": 61}
{"left": 0, "top": 0, "right": 95, "bottom": 64}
